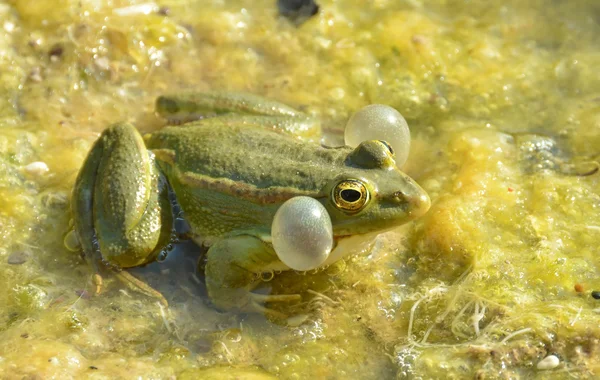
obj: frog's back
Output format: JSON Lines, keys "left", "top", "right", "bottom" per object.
{"left": 144, "top": 123, "right": 350, "bottom": 238}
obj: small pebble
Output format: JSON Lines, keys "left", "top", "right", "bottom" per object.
{"left": 7, "top": 250, "right": 30, "bottom": 265}
{"left": 113, "top": 3, "right": 158, "bottom": 16}
{"left": 278, "top": 0, "right": 319, "bottom": 23}
{"left": 23, "top": 161, "right": 49, "bottom": 175}
{"left": 48, "top": 357, "right": 60, "bottom": 365}
{"left": 537, "top": 355, "right": 560, "bottom": 370}
{"left": 592, "top": 290, "right": 600, "bottom": 300}
{"left": 574, "top": 283, "right": 584, "bottom": 293}
{"left": 74, "top": 289, "right": 91, "bottom": 299}
{"left": 157, "top": 6, "right": 170, "bottom": 16}
{"left": 48, "top": 44, "right": 64, "bottom": 62}
{"left": 28, "top": 67, "right": 42, "bottom": 82}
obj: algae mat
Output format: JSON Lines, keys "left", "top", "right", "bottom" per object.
{"left": 0, "top": 0, "right": 599, "bottom": 378}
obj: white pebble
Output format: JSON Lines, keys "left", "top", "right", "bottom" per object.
{"left": 344, "top": 104, "right": 411, "bottom": 167}
{"left": 48, "top": 356, "right": 60, "bottom": 365}
{"left": 23, "top": 161, "right": 49, "bottom": 175}
{"left": 272, "top": 196, "right": 333, "bottom": 271}
{"left": 537, "top": 355, "right": 560, "bottom": 370}
{"left": 113, "top": 3, "right": 158, "bottom": 16}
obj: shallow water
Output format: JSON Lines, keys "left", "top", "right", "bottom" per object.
{"left": 0, "top": 0, "right": 599, "bottom": 378}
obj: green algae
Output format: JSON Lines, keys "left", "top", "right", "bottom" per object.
{"left": 0, "top": 0, "right": 598, "bottom": 378}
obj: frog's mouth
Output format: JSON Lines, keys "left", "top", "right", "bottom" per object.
{"left": 322, "top": 230, "right": 384, "bottom": 266}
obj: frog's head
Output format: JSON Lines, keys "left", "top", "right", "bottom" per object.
{"left": 323, "top": 140, "right": 430, "bottom": 237}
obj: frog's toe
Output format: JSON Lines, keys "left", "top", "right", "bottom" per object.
{"left": 249, "top": 302, "right": 288, "bottom": 319}
{"left": 92, "top": 273, "right": 104, "bottom": 295}
{"left": 114, "top": 270, "right": 169, "bottom": 307}
{"left": 63, "top": 229, "right": 81, "bottom": 252}
{"left": 247, "top": 292, "right": 302, "bottom": 319}
{"left": 250, "top": 293, "right": 302, "bottom": 303}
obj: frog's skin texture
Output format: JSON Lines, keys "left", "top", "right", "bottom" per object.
{"left": 67, "top": 92, "right": 431, "bottom": 316}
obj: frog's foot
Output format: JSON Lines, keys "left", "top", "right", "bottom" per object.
{"left": 64, "top": 228, "right": 105, "bottom": 295}
{"left": 247, "top": 293, "right": 302, "bottom": 319}
{"left": 204, "top": 235, "right": 302, "bottom": 317}
{"left": 558, "top": 160, "right": 599, "bottom": 176}
{"left": 113, "top": 270, "right": 169, "bottom": 307}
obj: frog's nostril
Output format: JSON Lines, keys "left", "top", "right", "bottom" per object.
{"left": 393, "top": 191, "right": 406, "bottom": 203}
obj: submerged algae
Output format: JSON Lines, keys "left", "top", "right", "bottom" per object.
{"left": 0, "top": 0, "right": 598, "bottom": 378}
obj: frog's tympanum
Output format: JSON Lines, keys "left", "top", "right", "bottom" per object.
{"left": 65, "top": 92, "right": 430, "bottom": 316}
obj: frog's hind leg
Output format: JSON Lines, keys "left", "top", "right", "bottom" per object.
{"left": 68, "top": 122, "right": 175, "bottom": 304}
{"left": 156, "top": 91, "right": 303, "bottom": 120}
{"left": 204, "top": 235, "right": 301, "bottom": 318}
{"left": 155, "top": 91, "right": 321, "bottom": 139}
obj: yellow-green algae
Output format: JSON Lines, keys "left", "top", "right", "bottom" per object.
{"left": 0, "top": 0, "right": 598, "bottom": 378}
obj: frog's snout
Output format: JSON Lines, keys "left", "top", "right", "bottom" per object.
{"left": 392, "top": 189, "right": 431, "bottom": 218}
{"left": 410, "top": 191, "right": 431, "bottom": 217}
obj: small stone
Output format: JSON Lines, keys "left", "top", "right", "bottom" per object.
{"left": 74, "top": 289, "right": 91, "bottom": 299}
{"left": 7, "top": 250, "right": 30, "bottom": 265}
{"left": 278, "top": 0, "right": 319, "bottom": 24}
{"left": 28, "top": 67, "right": 42, "bottom": 82}
{"left": 537, "top": 355, "right": 560, "bottom": 370}
{"left": 23, "top": 161, "right": 49, "bottom": 175}
{"left": 157, "top": 6, "right": 170, "bottom": 16}
{"left": 48, "top": 44, "right": 64, "bottom": 61}
{"left": 48, "top": 357, "right": 60, "bottom": 365}
{"left": 591, "top": 290, "right": 600, "bottom": 300}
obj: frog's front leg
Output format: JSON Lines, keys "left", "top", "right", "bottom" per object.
{"left": 155, "top": 91, "right": 321, "bottom": 139}
{"left": 205, "top": 235, "right": 301, "bottom": 318}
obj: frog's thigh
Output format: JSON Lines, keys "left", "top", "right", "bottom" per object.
{"left": 73, "top": 123, "right": 173, "bottom": 268}
{"left": 205, "top": 235, "right": 297, "bottom": 312}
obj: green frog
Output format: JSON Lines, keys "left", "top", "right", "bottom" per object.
{"left": 65, "top": 92, "right": 430, "bottom": 316}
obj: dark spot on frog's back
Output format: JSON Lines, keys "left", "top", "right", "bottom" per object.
{"left": 156, "top": 96, "right": 180, "bottom": 114}
{"left": 278, "top": 0, "right": 319, "bottom": 23}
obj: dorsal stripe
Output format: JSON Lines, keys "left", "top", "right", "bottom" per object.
{"left": 179, "top": 171, "right": 321, "bottom": 204}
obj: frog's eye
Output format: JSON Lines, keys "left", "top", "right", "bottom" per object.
{"left": 332, "top": 179, "right": 369, "bottom": 213}
{"left": 378, "top": 140, "right": 394, "bottom": 156}
{"left": 344, "top": 104, "right": 410, "bottom": 167}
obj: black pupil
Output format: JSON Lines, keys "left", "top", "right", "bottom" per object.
{"left": 341, "top": 189, "right": 361, "bottom": 203}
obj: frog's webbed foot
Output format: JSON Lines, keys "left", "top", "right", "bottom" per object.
{"left": 204, "top": 235, "right": 301, "bottom": 318}
{"left": 558, "top": 160, "right": 599, "bottom": 176}
{"left": 155, "top": 91, "right": 321, "bottom": 139}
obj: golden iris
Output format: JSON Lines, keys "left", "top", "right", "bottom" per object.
{"left": 332, "top": 179, "right": 369, "bottom": 213}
